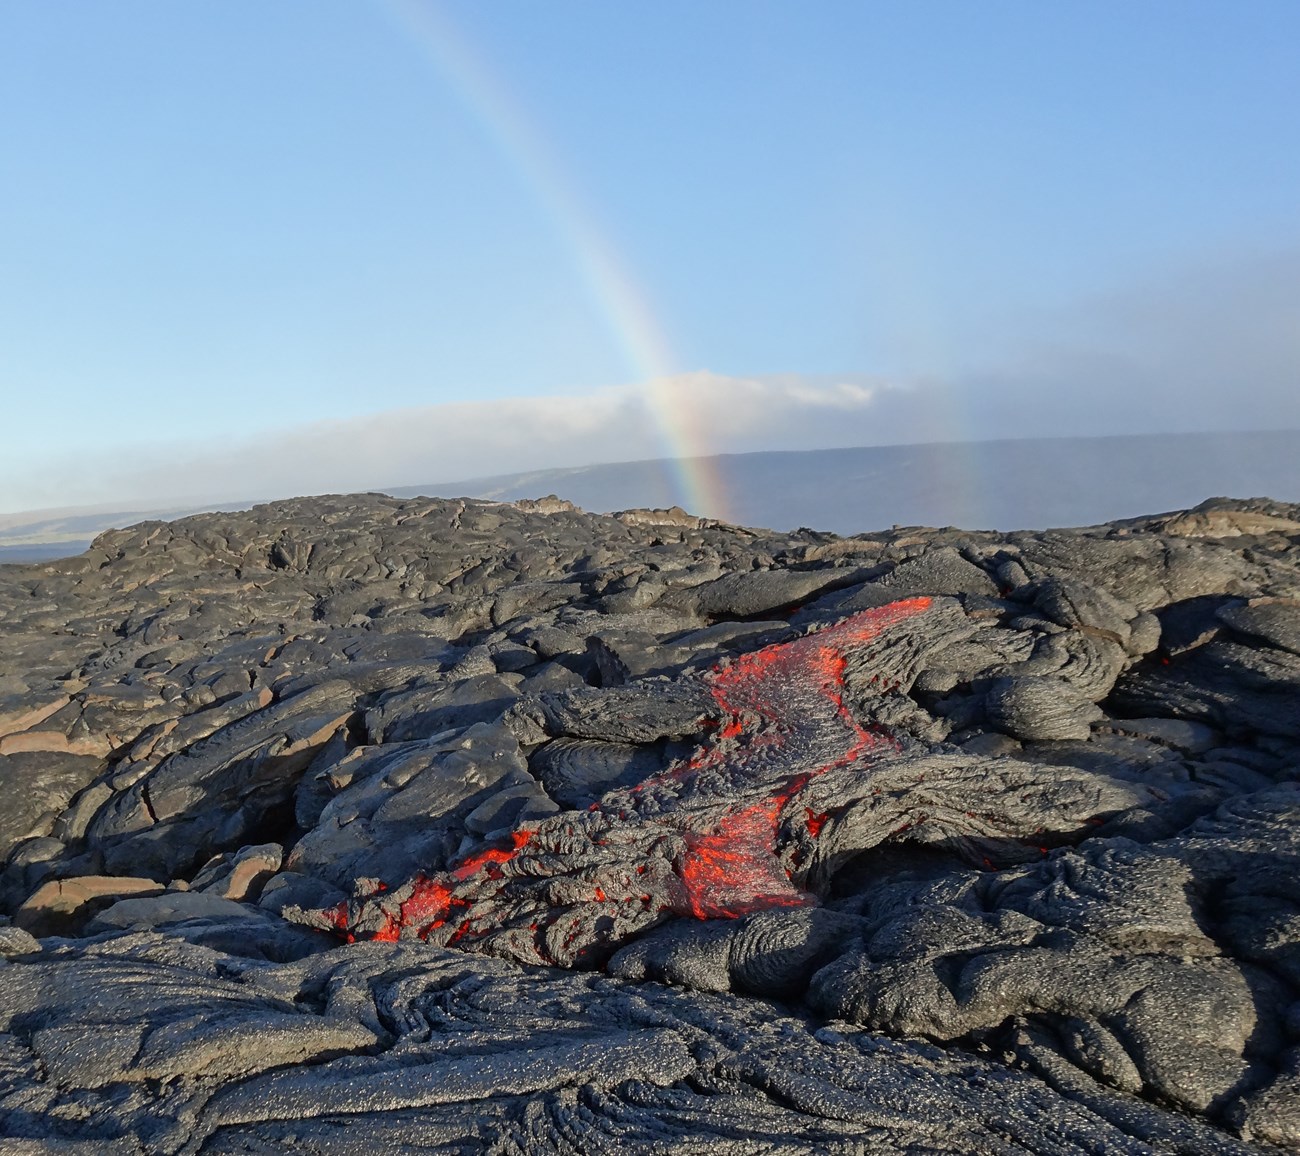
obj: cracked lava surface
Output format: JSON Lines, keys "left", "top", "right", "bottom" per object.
{"left": 306, "top": 598, "right": 932, "bottom": 965}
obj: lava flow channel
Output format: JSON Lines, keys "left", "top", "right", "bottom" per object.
{"left": 308, "top": 597, "right": 933, "bottom": 965}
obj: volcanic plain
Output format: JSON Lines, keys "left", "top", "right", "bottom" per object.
{"left": 1, "top": 492, "right": 1298, "bottom": 1153}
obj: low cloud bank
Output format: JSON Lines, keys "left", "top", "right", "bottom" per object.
{"left": 4, "top": 247, "right": 1297, "bottom": 515}
{"left": 87, "top": 373, "right": 924, "bottom": 510}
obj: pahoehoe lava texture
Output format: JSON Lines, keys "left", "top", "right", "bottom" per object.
{"left": 297, "top": 599, "right": 936, "bottom": 962}
{"left": 2, "top": 492, "right": 1299, "bottom": 1152}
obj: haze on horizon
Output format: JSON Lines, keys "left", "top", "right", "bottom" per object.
{"left": 2, "top": 1, "right": 1298, "bottom": 518}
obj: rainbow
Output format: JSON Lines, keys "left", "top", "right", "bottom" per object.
{"left": 377, "top": 0, "right": 730, "bottom": 519}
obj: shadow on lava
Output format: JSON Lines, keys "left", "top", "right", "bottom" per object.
{"left": 824, "top": 840, "right": 979, "bottom": 902}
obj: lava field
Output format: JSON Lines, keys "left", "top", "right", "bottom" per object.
{"left": 1, "top": 493, "right": 1298, "bottom": 1153}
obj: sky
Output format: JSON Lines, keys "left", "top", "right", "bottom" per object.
{"left": 1, "top": 0, "right": 1298, "bottom": 516}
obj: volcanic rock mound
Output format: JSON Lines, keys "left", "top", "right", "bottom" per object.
{"left": 1, "top": 492, "right": 1298, "bottom": 1152}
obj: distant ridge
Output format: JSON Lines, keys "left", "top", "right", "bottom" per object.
{"left": 390, "top": 429, "right": 1300, "bottom": 534}
{"left": 3, "top": 430, "right": 1297, "bottom": 561}
{"left": 0, "top": 502, "right": 256, "bottom": 564}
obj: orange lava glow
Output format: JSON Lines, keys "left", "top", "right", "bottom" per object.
{"left": 323, "top": 598, "right": 932, "bottom": 950}
{"left": 676, "top": 799, "right": 806, "bottom": 919}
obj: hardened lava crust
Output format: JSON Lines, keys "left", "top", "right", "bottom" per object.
{"left": 1, "top": 492, "right": 1299, "bottom": 1153}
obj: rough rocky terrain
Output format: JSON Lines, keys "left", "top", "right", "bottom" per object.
{"left": 1, "top": 491, "right": 1298, "bottom": 1153}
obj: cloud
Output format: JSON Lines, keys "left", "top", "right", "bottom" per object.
{"left": 950, "top": 246, "right": 1300, "bottom": 440}
{"left": 72, "top": 373, "right": 908, "bottom": 511}
{"left": 3, "top": 247, "right": 1296, "bottom": 516}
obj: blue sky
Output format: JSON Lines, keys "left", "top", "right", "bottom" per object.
{"left": 2, "top": 1, "right": 1298, "bottom": 512}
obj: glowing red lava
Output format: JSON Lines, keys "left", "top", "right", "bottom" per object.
{"left": 312, "top": 597, "right": 932, "bottom": 962}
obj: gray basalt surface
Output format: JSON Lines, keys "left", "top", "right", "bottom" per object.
{"left": 0, "top": 492, "right": 1298, "bottom": 1152}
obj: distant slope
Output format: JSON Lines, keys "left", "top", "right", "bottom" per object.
{"left": 389, "top": 430, "right": 1300, "bottom": 533}
{"left": 4, "top": 431, "right": 1297, "bottom": 561}
{"left": 0, "top": 502, "right": 257, "bottom": 564}
{"left": 0, "top": 543, "right": 98, "bottom": 564}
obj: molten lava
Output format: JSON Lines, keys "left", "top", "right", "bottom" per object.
{"left": 309, "top": 597, "right": 932, "bottom": 964}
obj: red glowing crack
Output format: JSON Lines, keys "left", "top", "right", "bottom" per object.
{"left": 312, "top": 597, "right": 933, "bottom": 962}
